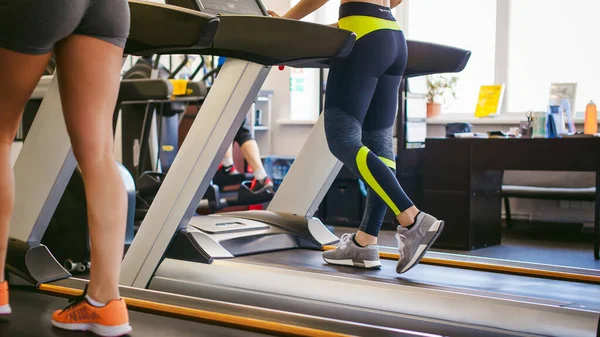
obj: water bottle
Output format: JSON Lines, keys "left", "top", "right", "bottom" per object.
{"left": 532, "top": 111, "right": 547, "bottom": 138}
{"left": 584, "top": 100, "right": 598, "bottom": 135}
{"left": 560, "top": 99, "right": 575, "bottom": 134}
{"left": 547, "top": 105, "right": 560, "bottom": 138}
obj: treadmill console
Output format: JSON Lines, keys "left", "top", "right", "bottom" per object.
{"left": 190, "top": 218, "right": 270, "bottom": 234}
{"left": 167, "top": 0, "right": 267, "bottom": 16}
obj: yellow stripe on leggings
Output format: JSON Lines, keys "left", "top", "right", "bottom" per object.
{"left": 378, "top": 156, "right": 396, "bottom": 170}
{"left": 338, "top": 16, "right": 401, "bottom": 40}
{"left": 356, "top": 147, "right": 400, "bottom": 215}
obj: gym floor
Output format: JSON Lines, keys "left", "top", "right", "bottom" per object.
{"left": 333, "top": 221, "right": 600, "bottom": 271}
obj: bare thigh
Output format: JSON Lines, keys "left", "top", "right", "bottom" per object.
{"left": 0, "top": 49, "right": 52, "bottom": 143}
{"left": 54, "top": 35, "right": 124, "bottom": 159}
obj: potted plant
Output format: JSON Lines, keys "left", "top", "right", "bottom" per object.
{"left": 426, "top": 75, "right": 458, "bottom": 118}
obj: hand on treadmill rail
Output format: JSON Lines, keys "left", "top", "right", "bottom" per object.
{"left": 267, "top": 10, "right": 281, "bottom": 17}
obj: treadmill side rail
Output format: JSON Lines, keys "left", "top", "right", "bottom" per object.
{"left": 267, "top": 116, "right": 344, "bottom": 218}
{"left": 6, "top": 239, "right": 71, "bottom": 286}
{"left": 120, "top": 60, "right": 271, "bottom": 288}
{"left": 307, "top": 217, "right": 339, "bottom": 245}
{"left": 165, "top": 228, "right": 234, "bottom": 264}
{"left": 223, "top": 210, "right": 338, "bottom": 246}
{"left": 10, "top": 76, "right": 75, "bottom": 243}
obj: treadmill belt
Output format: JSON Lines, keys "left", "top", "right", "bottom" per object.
{"left": 238, "top": 249, "right": 600, "bottom": 311}
{"left": 1, "top": 289, "right": 271, "bottom": 337}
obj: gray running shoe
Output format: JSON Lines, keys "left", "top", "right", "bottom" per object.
{"left": 323, "top": 233, "right": 381, "bottom": 269}
{"left": 396, "top": 212, "right": 445, "bottom": 274}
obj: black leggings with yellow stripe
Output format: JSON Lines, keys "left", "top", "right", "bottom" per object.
{"left": 324, "top": 2, "right": 412, "bottom": 237}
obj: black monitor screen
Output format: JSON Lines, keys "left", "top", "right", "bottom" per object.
{"left": 199, "top": 0, "right": 266, "bottom": 16}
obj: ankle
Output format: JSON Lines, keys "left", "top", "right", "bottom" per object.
{"left": 355, "top": 231, "right": 377, "bottom": 247}
{"left": 253, "top": 168, "right": 267, "bottom": 181}
{"left": 87, "top": 284, "right": 120, "bottom": 304}
{"left": 86, "top": 294, "right": 107, "bottom": 307}
{"left": 221, "top": 157, "right": 234, "bottom": 167}
{"left": 397, "top": 206, "right": 420, "bottom": 227}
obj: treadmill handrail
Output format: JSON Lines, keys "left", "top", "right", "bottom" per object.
{"left": 126, "top": 0, "right": 220, "bottom": 56}
{"left": 403, "top": 40, "right": 471, "bottom": 78}
{"left": 293, "top": 40, "right": 472, "bottom": 75}
{"left": 135, "top": 15, "right": 357, "bottom": 66}
{"left": 119, "top": 79, "right": 174, "bottom": 102}
{"left": 211, "top": 16, "right": 356, "bottom": 66}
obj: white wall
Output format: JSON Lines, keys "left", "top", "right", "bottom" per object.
{"left": 259, "top": 0, "right": 313, "bottom": 156}
{"left": 261, "top": 45, "right": 316, "bottom": 156}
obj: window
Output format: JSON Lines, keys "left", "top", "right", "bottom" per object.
{"left": 507, "top": 0, "right": 600, "bottom": 114}
{"left": 407, "top": 0, "right": 497, "bottom": 114}
{"left": 284, "top": 0, "right": 331, "bottom": 120}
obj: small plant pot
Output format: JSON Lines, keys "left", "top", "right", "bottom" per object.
{"left": 427, "top": 103, "right": 441, "bottom": 118}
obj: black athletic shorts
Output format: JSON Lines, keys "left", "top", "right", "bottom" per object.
{"left": 234, "top": 118, "right": 254, "bottom": 146}
{"left": 0, "top": 0, "right": 130, "bottom": 55}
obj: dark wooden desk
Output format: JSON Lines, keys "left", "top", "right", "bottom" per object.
{"left": 423, "top": 137, "right": 600, "bottom": 259}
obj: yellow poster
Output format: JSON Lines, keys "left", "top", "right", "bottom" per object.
{"left": 475, "top": 85, "right": 505, "bottom": 117}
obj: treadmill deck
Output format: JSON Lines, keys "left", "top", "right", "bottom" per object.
{"left": 236, "top": 249, "right": 600, "bottom": 311}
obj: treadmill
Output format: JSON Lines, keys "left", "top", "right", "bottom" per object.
{"left": 5, "top": 2, "right": 433, "bottom": 337}
{"left": 117, "top": 1, "right": 599, "bottom": 337}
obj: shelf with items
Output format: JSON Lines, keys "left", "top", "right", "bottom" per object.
{"left": 247, "top": 90, "right": 274, "bottom": 156}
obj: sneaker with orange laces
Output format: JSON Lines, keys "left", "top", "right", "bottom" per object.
{"left": 52, "top": 286, "right": 131, "bottom": 337}
{"left": 0, "top": 281, "right": 11, "bottom": 315}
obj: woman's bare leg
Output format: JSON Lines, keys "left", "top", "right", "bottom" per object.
{"left": 0, "top": 48, "right": 52, "bottom": 282}
{"left": 221, "top": 144, "right": 234, "bottom": 167}
{"left": 54, "top": 35, "right": 125, "bottom": 303}
{"left": 240, "top": 140, "right": 267, "bottom": 179}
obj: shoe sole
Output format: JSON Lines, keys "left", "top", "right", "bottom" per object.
{"left": 323, "top": 258, "right": 382, "bottom": 269}
{"left": 398, "top": 220, "right": 445, "bottom": 274}
{"left": 0, "top": 304, "right": 11, "bottom": 315}
{"left": 51, "top": 321, "right": 132, "bottom": 337}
